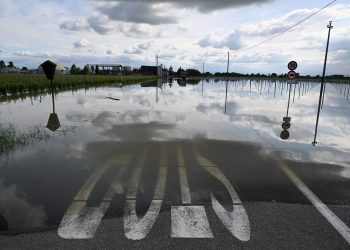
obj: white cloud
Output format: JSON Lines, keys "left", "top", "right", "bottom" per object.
{"left": 199, "top": 31, "right": 242, "bottom": 50}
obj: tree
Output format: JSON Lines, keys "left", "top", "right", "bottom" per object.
{"left": 0, "top": 60, "right": 5, "bottom": 68}
{"left": 21, "top": 67, "right": 28, "bottom": 72}
{"left": 70, "top": 64, "right": 77, "bottom": 74}
{"left": 8, "top": 61, "right": 14, "bottom": 67}
{"left": 95, "top": 65, "right": 100, "bottom": 75}
{"left": 82, "top": 65, "right": 89, "bottom": 75}
{"left": 169, "top": 66, "right": 173, "bottom": 76}
{"left": 177, "top": 67, "right": 183, "bottom": 76}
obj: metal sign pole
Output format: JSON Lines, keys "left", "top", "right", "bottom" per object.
{"left": 312, "top": 21, "right": 333, "bottom": 146}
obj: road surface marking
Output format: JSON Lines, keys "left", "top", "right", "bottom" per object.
{"left": 171, "top": 206, "right": 214, "bottom": 238}
{"left": 193, "top": 147, "right": 251, "bottom": 241}
{"left": 124, "top": 147, "right": 167, "bottom": 240}
{"left": 275, "top": 156, "right": 350, "bottom": 245}
{"left": 58, "top": 155, "right": 129, "bottom": 239}
{"left": 177, "top": 144, "right": 191, "bottom": 204}
{"left": 171, "top": 144, "right": 213, "bottom": 238}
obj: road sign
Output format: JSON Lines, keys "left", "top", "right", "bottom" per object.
{"left": 283, "top": 117, "right": 291, "bottom": 122}
{"left": 287, "top": 70, "right": 297, "bottom": 80}
{"left": 280, "top": 130, "right": 290, "bottom": 140}
{"left": 282, "top": 121, "right": 291, "bottom": 130}
{"left": 41, "top": 60, "right": 57, "bottom": 81}
{"left": 288, "top": 61, "right": 298, "bottom": 71}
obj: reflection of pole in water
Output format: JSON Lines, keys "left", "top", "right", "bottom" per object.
{"left": 286, "top": 83, "right": 292, "bottom": 117}
{"left": 293, "top": 82, "right": 297, "bottom": 103}
{"left": 225, "top": 52, "right": 229, "bottom": 114}
{"left": 298, "top": 82, "right": 301, "bottom": 99}
{"left": 250, "top": 79, "right": 251, "bottom": 93}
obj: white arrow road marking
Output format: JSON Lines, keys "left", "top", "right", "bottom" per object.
{"left": 124, "top": 147, "right": 167, "bottom": 240}
{"left": 274, "top": 156, "right": 350, "bottom": 245}
{"left": 194, "top": 148, "right": 251, "bottom": 241}
{"left": 170, "top": 144, "right": 213, "bottom": 238}
{"left": 58, "top": 155, "right": 130, "bottom": 239}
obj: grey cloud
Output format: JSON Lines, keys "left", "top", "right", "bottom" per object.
{"left": 73, "top": 39, "right": 90, "bottom": 48}
{"left": 98, "top": 2, "right": 177, "bottom": 25}
{"left": 59, "top": 20, "right": 90, "bottom": 31}
{"left": 138, "top": 41, "right": 153, "bottom": 50}
{"left": 96, "top": 0, "right": 273, "bottom": 13}
{"left": 88, "top": 16, "right": 114, "bottom": 35}
{"left": 124, "top": 47, "right": 143, "bottom": 54}
{"left": 124, "top": 41, "right": 153, "bottom": 54}
{"left": 199, "top": 31, "right": 242, "bottom": 50}
{"left": 118, "top": 24, "right": 151, "bottom": 37}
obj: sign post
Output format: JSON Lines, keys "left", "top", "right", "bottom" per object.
{"left": 280, "top": 61, "right": 298, "bottom": 140}
{"left": 41, "top": 60, "right": 60, "bottom": 132}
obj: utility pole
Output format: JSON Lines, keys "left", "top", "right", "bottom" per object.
{"left": 312, "top": 21, "right": 333, "bottom": 146}
{"left": 155, "top": 54, "right": 159, "bottom": 77}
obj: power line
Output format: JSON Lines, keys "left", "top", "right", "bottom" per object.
{"left": 232, "top": 0, "right": 337, "bottom": 54}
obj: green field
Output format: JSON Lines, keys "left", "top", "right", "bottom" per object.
{"left": 0, "top": 74, "right": 156, "bottom": 98}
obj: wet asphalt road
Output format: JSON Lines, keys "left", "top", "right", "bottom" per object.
{"left": 0, "top": 140, "right": 349, "bottom": 249}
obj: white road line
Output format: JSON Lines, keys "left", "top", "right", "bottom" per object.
{"left": 275, "top": 157, "right": 350, "bottom": 245}
{"left": 177, "top": 144, "right": 191, "bottom": 204}
{"left": 126, "top": 151, "right": 147, "bottom": 200}
{"left": 58, "top": 155, "right": 129, "bottom": 239}
{"left": 204, "top": 167, "right": 241, "bottom": 204}
{"left": 171, "top": 206, "right": 214, "bottom": 238}
{"left": 193, "top": 147, "right": 250, "bottom": 241}
{"left": 171, "top": 144, "right": 214, "bottom": 238}
{"left": 124, "top": 147, "right": 168, "bottom": 240}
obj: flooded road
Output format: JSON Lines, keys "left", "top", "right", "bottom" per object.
{"left": 0, "top": 79, "right": 350, "bottom": 248}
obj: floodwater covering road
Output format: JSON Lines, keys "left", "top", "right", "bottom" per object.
{"left": 0, "top": 79, "right": 350, "bottom": 249}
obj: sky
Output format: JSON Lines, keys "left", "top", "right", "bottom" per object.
{"left": 0, "top": 0, "right": 349, "bottom": 75}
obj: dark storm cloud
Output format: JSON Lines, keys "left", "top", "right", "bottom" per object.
{"left": 98, "top": 2, "right": 177, "bottom": 25}
{"left": 98, "top": 0, "right": 273, "bottom": 13}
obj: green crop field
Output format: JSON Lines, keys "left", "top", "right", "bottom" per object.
{"left": 0, "top": 74, "right": 156, "bottom": 97}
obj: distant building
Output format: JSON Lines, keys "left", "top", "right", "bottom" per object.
{"left": 140, "top": 65, "right": 164, "bottom": 76}
{"left": 0, "top": 67, "right": 20, "bottom": 74}
{"left": 86, "top": 64, "right": 122, "bottom": 75}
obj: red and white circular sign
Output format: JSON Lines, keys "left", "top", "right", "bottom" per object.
{"left": 287, "top": 70, "right": 297, "bottom": 80}
{"left": 288, "top": 61, "right": 298, "bottom": 71}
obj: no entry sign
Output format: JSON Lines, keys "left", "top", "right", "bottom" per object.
{"left": 288, "top": 70, "right": 297, "bottom": 80}
{"left": 288, "top": 61, "right": 298, "bottom": 71}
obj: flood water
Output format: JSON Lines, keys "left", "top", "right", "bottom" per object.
{"left": 0, "top": 79, "right": 350, "bottom": 235}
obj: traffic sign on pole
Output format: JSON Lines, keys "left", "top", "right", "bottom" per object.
{"left": 287, "top": 70, "right": 297, "bottom": 80}
{"left": 288, "top": 61, "right": 298, "bottom": 71}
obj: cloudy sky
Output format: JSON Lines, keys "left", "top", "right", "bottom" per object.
{"left": 0, "top": 0, "right": 349, "bottom": 75}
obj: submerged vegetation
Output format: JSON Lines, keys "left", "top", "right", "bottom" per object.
{"left": 0, "top": 74, "right": 156, "bottom": 98}
{"left": 0, "top": 123, "right": 50, "bottom": 155}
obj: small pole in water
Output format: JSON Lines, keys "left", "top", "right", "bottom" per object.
{"left": 225, "top": 51, "right": 229, "bottom": 114}
{"left": 312, "top": 21, "right": 333, "bottom": 146}
{"left": 51, "top": 80, "right": 55, "bottom": 113}
{"left": 202, "top": 62, "right": 204, "bottom": 96}
{"left": 286, "top": 82, "right": 292, "bottom": 117}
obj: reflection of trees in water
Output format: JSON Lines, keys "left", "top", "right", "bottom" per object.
{"left": 0, "top": 123, "right": 77, "bottom": 157}
{"left": 0, "top": 124, "right": 50, "bottom": 156}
